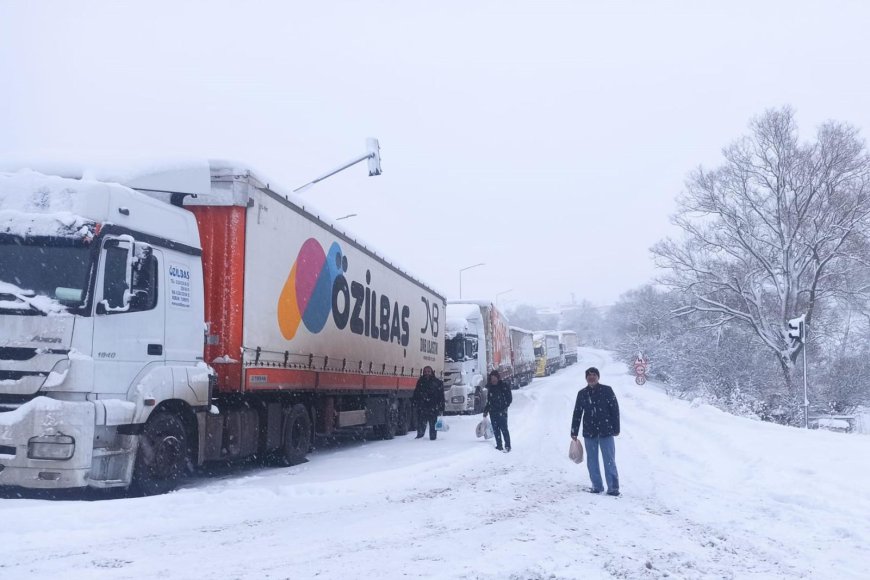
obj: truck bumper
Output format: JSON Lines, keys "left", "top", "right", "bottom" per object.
{"left": 0, "top": 397, "right": 95, "bottom": 489}
{"left": 444, "top": 385, "right": 476, "bottom": 413}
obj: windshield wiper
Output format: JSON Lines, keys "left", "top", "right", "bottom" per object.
{"left": 0, "top": 292, "right": 48, "bottom": 315}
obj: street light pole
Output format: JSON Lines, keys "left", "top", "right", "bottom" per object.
{"left": 335, "top": 213, "right": 357, "bottom": 221}
{"left": 496, "top": 289, "right": 513, "bottom": 307}
{"left": 294, "top": 138, "right": 382, "bottom": 193}
{"left": 458, "top": 263, "right": 485, "bottom": 299}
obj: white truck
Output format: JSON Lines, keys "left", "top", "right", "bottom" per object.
{"left": 533, "top": 331, "right": 561, "bottom": 377}
{"left": 0, "top": 162, "right": 444, "bottom": 493}
{"left": 443, "top": 301, "right": 512, "bottom": 413}
{"left": 509, "top": 326, "right": 535, "bottom": 387}
{"left": 558, "top": 330, "right": 579, "bottom": 366}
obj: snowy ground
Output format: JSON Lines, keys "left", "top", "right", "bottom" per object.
{"left": 2, "top": 348, "right": 869, "bottom": 579}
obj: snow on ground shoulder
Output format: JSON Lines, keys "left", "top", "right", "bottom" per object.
{"left": 0, "top": 349, "right": 868, "bottom": 579}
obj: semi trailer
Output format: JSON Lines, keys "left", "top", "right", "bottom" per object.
{"left": 533, "top": 331, "right": 561, "bottom": 377}
{"left": 558, "top": 330, "right": 579, "bottom": 366}
{"left": 509, "top": 326, "right": 535, "bottom": 387}
{"left": 0, "top": 162, "right": 445, "bottom": 493}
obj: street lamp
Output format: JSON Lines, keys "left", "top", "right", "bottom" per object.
{"left": 294, "top": 138, "right": 382, "bottom": 193}
{"left": 496, "top": 289, "right": 513, "bottom": 307}
{"left": 335, "top": 213, "right": 357, "bottom": 221}
{"left": 459, "top": 263, "right": 485, "bottom": 299}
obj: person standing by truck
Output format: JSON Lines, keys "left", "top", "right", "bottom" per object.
{"left": 414, "top": 366, "right": 445, "bottom": 440}
{"left": 483, "top": 370, "right": 513, "bottom": 452}
{"left": 570, "top": 367, "right": 620, "bottom": 496}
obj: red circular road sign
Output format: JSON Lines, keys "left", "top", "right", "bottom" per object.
{"left": 635, "top": 375, "right": 647, "bottom": 386}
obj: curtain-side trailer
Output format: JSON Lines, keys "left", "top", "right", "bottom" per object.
{"left": 0, "top": 162, "right": 444, "bottom": 493}
{"left": 509, "top": 326, "right": 535, "bottom": 387}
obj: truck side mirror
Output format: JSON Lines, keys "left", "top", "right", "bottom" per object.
{"left": 99, "top": 238, "right": 134, "bottom": 313}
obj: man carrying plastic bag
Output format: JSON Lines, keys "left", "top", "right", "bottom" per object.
{"left": 414, "top": 366, "right": 446, "bottom": 440}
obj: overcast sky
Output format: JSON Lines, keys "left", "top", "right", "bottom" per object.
{"left": 2, "top": 1, "right": 869, "bottom": 307}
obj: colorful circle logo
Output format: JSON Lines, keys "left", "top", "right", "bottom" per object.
{"left": 277, "top": 238, "right": 344, "bottom": 340}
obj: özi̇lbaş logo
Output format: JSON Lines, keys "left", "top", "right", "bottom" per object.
{"left": 277, "top": 238, "right": 411, "bottom": 347}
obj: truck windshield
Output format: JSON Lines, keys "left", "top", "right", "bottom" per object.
{"left": 445, "top": 336, "right": 465, "bottom": 362}
{"left": 0, "top": 238, "right": 92, "bottom": 314}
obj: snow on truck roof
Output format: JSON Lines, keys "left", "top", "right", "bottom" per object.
{"left": 0, "top": 159, "right": 445, "bottom": 299}
{"left": 0, "top": 169, "right": 201, "bottom": 247}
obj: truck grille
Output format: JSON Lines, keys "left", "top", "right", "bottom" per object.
{"left": 0, "top": 393, "right": 38, "bottom": 413}
{"left": 0, "top": 347, "right": 38, "bottom": 361}
{"left": 0, "top": 371, "right": 48, "bottom": 381}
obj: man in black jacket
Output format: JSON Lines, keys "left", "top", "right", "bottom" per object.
{"left": 413, "top": 366, "right": 445, "bottom": 440}
{"left": 570, "top": 367, "right": 620, "bottom": 495}
{"left": 483, "top": 370, "right": 513, "bottom": 452}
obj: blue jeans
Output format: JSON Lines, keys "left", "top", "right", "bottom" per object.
{"left": 490, "top": 412, "right": 511, "bottom": 449}
{"left": 584, "top": 436, "right": 618, "bottom": 493}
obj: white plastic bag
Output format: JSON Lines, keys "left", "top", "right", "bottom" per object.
{"left": 484, "top": 421, "right": 494, "bottom": 439}
{"left": 475, "top": 417, "right": 492, "bottom": 438}
{"left": 569, "top": 439, "right": 584, "bottom": 463}
{"left": 435, "top": 416, "right": 450, "bottom": 432}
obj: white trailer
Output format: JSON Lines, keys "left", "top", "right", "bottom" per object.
{"left": 533, "top": 331, "right": 561, "bottom": 377}
{"left": 0, "top": 162, "right": 444, "bottom": 493}
{"left": 509, "top": 326, "right": 535, "bottom": 387}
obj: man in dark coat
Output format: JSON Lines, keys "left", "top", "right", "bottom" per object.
{"left": 570, "top": 367, "right": 620, "bottom": 495}
{"left": 483, "top": 370, "right": 513, "bottom": 452}
{"left": 413, "top": 365, "right": 445, "bottom": 440}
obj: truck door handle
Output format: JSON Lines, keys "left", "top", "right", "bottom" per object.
{"left": 147, "top": 344, "right": 163, "bottom": 356}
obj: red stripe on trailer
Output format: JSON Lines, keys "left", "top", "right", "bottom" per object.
{"left": 365, "top": 375, "right": 398, "bottom": 390}
{"left": 397, "top": 377, "right": 418, "bottom": 391}
{"left": 245, "top": 368, "right": 317, "bottom": 391}
{"left": 318, "top": 372, "right": 366, "bottom": 391}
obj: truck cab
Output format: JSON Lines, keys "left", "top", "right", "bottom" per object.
{"left": 0, "top": 169, "right": 211, "bottom": 491}
{"left": 443, "top": 304, "right": 486, "bottom": 414}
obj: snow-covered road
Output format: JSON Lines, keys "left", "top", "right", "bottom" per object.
{"left": 2, "top": 348, "right": 869, "bottom": 579}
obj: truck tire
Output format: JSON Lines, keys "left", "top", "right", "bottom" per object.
{"left": 395, "top": 399, "right": 409, "bottom": 436}
{"left": 282, "top": 404, "right": 312, "bottom": 465}
{"left": 374, "top": 397, "right": 398, "bottom": 440}
{"left": 130, "top": 412, "right": 189, "bottom": 496}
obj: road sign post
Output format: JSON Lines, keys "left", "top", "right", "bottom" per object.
{"left": 634, "top": 354, "right": 648, "bottom": 386}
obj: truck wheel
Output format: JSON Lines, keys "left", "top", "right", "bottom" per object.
{"left": 130, "top": 412, "right": 189, "bottom": 495}
{"left": 394, "top": 400, "right": 409, "bottom": 436}
{"left": 282, "top": 404, "right": 312, "bottom": 465}
{"left": 374, "top": 398, "right": 398, "bottom": 440}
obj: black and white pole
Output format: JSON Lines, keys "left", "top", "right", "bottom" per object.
{"left": 788, "top": 315, "right": 808, "bottom": 428}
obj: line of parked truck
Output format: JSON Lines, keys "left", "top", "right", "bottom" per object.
{"left": 443, "top": 301, "right": 578, "bottom": 413}
{"left": 0, "top": 160, "right": 578, "bottom": 493}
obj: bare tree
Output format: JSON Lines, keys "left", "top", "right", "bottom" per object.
{"left": 653, "top": 107, "right": 870, "bottom": 406}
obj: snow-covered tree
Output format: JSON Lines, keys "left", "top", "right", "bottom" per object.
{"left": 653, "top": 107, "right": 870, "bottom": 416}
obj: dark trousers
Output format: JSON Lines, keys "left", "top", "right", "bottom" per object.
{"left": 490, "top": 411, "right": 511, "bottom": 449}
{"left": 417, "top": 413, "right": 437, "bottom": 440}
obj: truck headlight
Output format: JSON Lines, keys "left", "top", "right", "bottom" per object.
{"left": 27, "top": 434, "right": 75, "bottom": 460}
